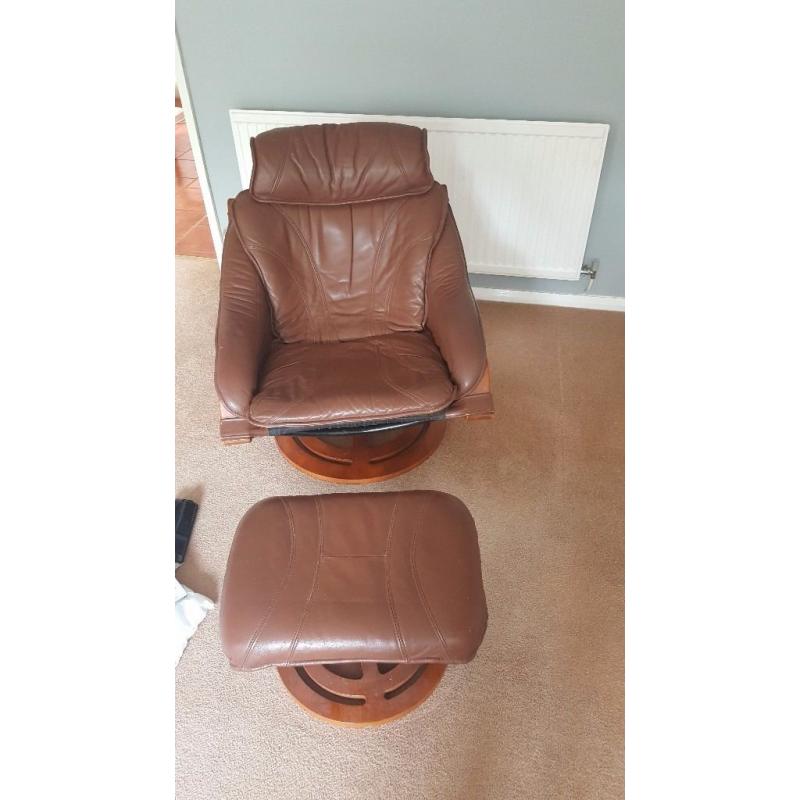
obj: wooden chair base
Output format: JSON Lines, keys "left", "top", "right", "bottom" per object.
{"left": 275, "top": 420, "right": 446, "bottom": 484}
{"left": 278, "top": 662, "right": 446, "bottom": 727}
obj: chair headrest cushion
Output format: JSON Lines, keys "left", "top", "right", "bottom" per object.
{"left": 249, "top": 122, "right": 434, "bottom": 205}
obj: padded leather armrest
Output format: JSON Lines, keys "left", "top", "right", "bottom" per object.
{"left": 214, "top": 213, "right": 273, "bottom": 418}
{"left": 424, "top": 208, "right": 488, "bottom": 396}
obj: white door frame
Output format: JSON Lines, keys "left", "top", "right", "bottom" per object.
{"left": 175, "top": 36, "right": 223, "bottom": 263}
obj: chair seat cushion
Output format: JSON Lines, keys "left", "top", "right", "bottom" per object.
{"left": 249, "top": 332, "right": 456, "bottom": 429}
{"left": 220, "top": 491, "right": 488, "bottom": 669}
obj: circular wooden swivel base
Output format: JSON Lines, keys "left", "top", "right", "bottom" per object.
{"left": 275, "top": 421, "right": 446, "bottom": 484}
{"left": 278, "top": 662, "right": 447, "bottom": 727}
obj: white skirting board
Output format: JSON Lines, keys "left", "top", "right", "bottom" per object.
{"left": 472, "top": 286, "right": 625, "bottom": 312}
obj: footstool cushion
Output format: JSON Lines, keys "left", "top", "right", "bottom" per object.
{"left": 220, "top": 490, "right": 487, "bottom": 670}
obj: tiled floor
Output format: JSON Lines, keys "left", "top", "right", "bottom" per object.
{"left": 175, "top": 115, "right": 216, "bottom": 259}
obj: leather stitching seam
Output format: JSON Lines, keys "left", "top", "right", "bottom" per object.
{"left": 252, "top": 392, "right": 310, "bottom": 427}
{"left": 260, "top": 404, "right": 448, "bottom": 430}
{"left": 240, "top": 499, "right": 296, "bottom": 668}
{"left": 421, "top": 190, "right": 452, "bottom": 326}
{"left": 286, "top": 497, "right": 325, "bottom": 663}
{"left": 382, "top": 231, "right": 435, "bottom": 320}
{"left": 410, "top": 497, "right": 450, "bottom": 661}
{"left": 270, "top": 205, "right": 336, "bottom": 342}
{"left": 383, "top": 500, "right": 407, "bottom": 662}
{"left": 386, "top": 130, "right": 410, "bottom": 182}
{"left": 247, "top": 241, "right": 318, "bottom": 343}
{"left": 423, "top": 207, "right": 488, "bottom": 395}
{"left": 262, "top": 657, "right": 451, "bottom": 669}
{"left": 269, "top": 141, "right": 291, "bottom": 194}
{"left": 251, "top": 353, "right": 322, "bottom": 424}
{"left": 374, "top": 340, "right": 454, "bottom": 412}
{"left": 367, "top": 197, "right": 413, "bottom": 338}
{"left": 215, "top": 207, "right": 274, "bottom": 419}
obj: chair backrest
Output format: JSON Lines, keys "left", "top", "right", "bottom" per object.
{"left": 229, "top": 122, "right": 450, "bottom": 344}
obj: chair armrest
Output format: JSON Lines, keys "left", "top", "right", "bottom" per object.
{"left": 214, "top": 212, "right": 273, "bottom": 418}
{"left": 424, "top": 208, "right": 488, "bottom": 396}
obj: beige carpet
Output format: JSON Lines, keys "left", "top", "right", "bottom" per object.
{"left": 175, "top": 256, "right": 624, "bottom": 800}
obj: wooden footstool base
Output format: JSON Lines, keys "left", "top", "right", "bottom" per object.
{"left": 278, "top": 662, "right": 446, "bottom": 727}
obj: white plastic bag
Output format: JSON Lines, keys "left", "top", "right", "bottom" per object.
{"left": 175, "top": 578, "right": 213, "bottom": 666}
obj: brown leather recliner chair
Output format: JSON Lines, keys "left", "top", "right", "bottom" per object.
{"left": 215, "top": 122, "right": 493, "bottom": 482}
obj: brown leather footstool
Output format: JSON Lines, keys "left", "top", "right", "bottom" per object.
{"left": 220, "top": 490, "right": 488, "bottom": 726}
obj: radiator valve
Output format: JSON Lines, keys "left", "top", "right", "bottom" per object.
{"left": 581, "top": 259, "right": 599, "bottom": 293}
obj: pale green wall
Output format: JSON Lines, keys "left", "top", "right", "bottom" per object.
{"left": 176, "top": 0, "right": 623, "bottom": 297}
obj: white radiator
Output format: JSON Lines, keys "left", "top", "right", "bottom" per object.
{"left": 229, "top": 110, "right": 609, "bottom": 281}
